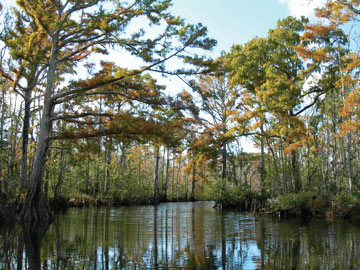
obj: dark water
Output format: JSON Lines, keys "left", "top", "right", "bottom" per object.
{"left": 0, "top": 202, "right": 359, "bottom": 269}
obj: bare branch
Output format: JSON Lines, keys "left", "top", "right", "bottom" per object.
{"left": 50, "top": 112, "right": 113, "bottom": 122}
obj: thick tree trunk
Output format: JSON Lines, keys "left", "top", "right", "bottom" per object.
{"left": 20, "top": 90, "right": 32, "bottom": 189}
{"left": 20, "top": 34, "right": 58, "bottom": 222}
{"left": 20, "top": 99, "right": 52, "bottom": 221}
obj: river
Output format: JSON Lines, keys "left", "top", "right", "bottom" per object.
{"left": 0, "top": 201, "right": 359, "bottom": 269}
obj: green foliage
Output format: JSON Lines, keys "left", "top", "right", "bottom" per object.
{"left": 269, "top": 192, "right": 315, "bottom": 212}
{"left": 110, "top": 176, "right": 153, "bottom": 205}
{"left": 336, "top": 193, "right": 360, "bottom": 207}
{"left": 209, "top": 178, "right": 265, "bottom": 210}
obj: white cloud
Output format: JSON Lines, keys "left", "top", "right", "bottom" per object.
{"left": 279, "top": 0, "right": 327, "bottom": 18}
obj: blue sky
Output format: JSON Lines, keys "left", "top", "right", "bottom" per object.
{"left": 170, "top": 0, "right": 326, "bottom": 57}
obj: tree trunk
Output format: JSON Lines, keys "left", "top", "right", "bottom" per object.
{"left": 9, "top": 95, "right": 19, "bottom": 180}
{"left": 260, "top": 137, "right": 266, "bottom": 196}
{"left": 20, "top": 34, "right": 58, "bottom": 221}
{"left": 0, "top": 89, "right": 5, "bottom": 187}
{"left": 221, "top": 143, "right": 227, "bottom": 197}
{"left": 20, "top": 98, "right": 53, "bottom": 221}
{"left": 221, "top": 143, "right": 227, "bottom": 180}
{"left": 104, "top": 143, "right": 112, "bottom": 196}
{"left": 0, "top": 88, "right": 5, "bottom": 142}
{"left": 291, "top": 150, "right": 301, "bottom": 193}
{"left": 153, "top": 146, "right": 160, "bottom": 203}
{"left": 85, "top": 156, "right": 90, "bottom": 194}
{"left": 160, "top": 146, "right": 166, "bottom": 198}
{"left": 347, "top": 133, "right": 354, "bottom": 194}
{"left": 54, "top": 147, "right": 65, "bottom": 199}
{"left": 190, "top": 164, "right": 196, "bottom": 201}
{"left": 184, "top": 171, "right": 188, "bottom": 200}
{"left": 20, "top": 90, "right": 32, "bottom": 190}
{"left": 164, "top": 148, "right": 170, "bottom": 201}
{"left": 172, "top": 154, "right": 175, "bottom": 198}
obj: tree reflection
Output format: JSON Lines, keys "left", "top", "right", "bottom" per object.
{"left": 1, "top": 203, "right": 360, "bottom": 269}
{"left": 153, "top": 205, "right": 158, "bottom": 270}
{"left": 21, "top": 220, "right": 50, "bottom": 270}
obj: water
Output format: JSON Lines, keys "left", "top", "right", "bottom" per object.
{"left": 0, "top": 201, "right": 359, "bottom": 269}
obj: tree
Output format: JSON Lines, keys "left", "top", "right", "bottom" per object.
{"left": 296, "top": 0, "right": 359, "bottom": 194}
{"left": 190, "top": 72, "right": 238, "bottom": 180}
{"left": 14, "top": 0, "right": 215, "bottom": 221}
{"left": 0, "top": 10, "right": 49, "bottom": 189}
{"left": 227, "top": 17, "right": 323, "bottom": 193}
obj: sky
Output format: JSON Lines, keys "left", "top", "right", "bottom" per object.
{"left": 154, "top": 0, "right": 328, "bottom": 96}
{"left": 170, "top": 0, "right": 327, "bottom": 57}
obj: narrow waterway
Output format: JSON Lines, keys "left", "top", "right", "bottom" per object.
{"left": 0, "top": 201, "right": 359, "bottom": 269}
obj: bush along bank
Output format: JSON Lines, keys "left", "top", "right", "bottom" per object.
{"left": 214, "top": 186, "right": 360, "bottom": 220}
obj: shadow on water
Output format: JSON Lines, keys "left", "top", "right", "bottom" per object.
{"left": 0, "top": 202, "right": 360, "bottom": 269}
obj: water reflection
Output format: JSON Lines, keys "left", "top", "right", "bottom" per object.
{"left": 0, "top": 202, "right": 359, "bottom": 269}
{"left": 21, "top": 220, "right": 50, "bottom": 270}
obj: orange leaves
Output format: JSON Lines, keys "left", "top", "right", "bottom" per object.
{"left": 315, "top": 7, "right": 332, "bottom": 19}
{"left": 338, "top": 87, "right": 360, "bottom": 136}
{"left": 306, "top": 24, "right": 335, "bottom": 37}
{"left": 294, "top": 45, "right": 314, "bottom": 60}
{"left": 339, "top": 120, "right": 358, "bottom": 137}
{"left": 340, "top": 89, "right": 360, "bottom": 118}
{"left": 284, "top": 142, "right": 300, "bottom": 155}
{"left": 345, "top": 53, "right": 360, "bottom": 71}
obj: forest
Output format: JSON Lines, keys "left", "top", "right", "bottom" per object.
{"left": 0, "top": 0, "right": 360, "bottom": 223}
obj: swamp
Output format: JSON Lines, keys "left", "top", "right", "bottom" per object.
{"left": 1, "top": 202, "right": 360, "bottom": 269}
{"left": 1, "top": 0, "right": 360, "bottom": 269}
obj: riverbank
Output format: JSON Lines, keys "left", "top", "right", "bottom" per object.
{"left": 217, "top": 190, "right": 360, "bottom": 220}
{"left": 0, "top": 193, "right": 190, "bottom": 225}
{"left": 1, "top": 189, "right": 360, "bottom": 224}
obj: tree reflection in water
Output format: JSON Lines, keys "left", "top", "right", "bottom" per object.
{"left": 21, "top": 220, "right": 50, "bottom": 270}
{"left": 0, "top": 202, "right": 359, "bottom": 269}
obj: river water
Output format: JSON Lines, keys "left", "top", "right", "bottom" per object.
{"left": 0, "top": 201, "right": 359, "bottom": 269}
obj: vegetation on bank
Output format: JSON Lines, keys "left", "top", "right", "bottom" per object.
{"left": 0, "top": 0, "right": 360, "bottom": 222}
{"left": 212, "top": 180, "right": 360, "bottom": 219}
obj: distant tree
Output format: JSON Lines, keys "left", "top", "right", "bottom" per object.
{"left": 190, "top": 72, "right": 239, "bottom": 180}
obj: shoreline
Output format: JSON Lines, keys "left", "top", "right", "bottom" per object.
{"left": 1, "top": 194, "right": 360, "bottom": 227}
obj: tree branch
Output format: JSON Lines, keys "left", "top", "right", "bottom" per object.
{"left": 50, "top": 112, "right": 113, "bottom": 122}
